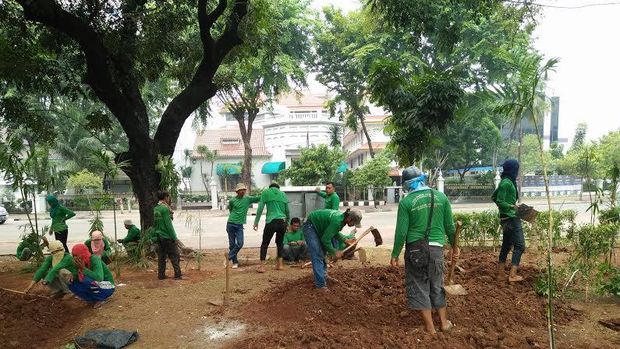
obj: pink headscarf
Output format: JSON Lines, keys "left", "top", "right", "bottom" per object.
{"left": 90, "top": 230, "right": 105, "bottom": 257}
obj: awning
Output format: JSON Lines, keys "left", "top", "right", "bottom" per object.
{"left": 261, "top": 161, "right": 286, "bottom": 174}
{"left": 216, "top": 163, "right": 242, "bottom": 176}
{"left": 336, "top": 161, "right": 349, "bottom": 173}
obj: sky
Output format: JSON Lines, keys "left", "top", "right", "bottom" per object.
{"left": 174, "top": 0, "right": 620, "bottom": 163}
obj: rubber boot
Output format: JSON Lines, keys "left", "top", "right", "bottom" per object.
{"left": 508, "top": 265, "right": 524, "bottom": 282}
{"left": 497, "top": 264, "right": 506, "bottom": 282}
{"left": 275, "top": 257, "right": 284, "bottom": 270}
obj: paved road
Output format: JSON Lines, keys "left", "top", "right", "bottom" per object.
{"left": 0, "top": 199, "right": 592, "bottom": 255}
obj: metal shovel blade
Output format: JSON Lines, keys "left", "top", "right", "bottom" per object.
{"left": 444, "top": 283, "right": 468, "bottom": 296}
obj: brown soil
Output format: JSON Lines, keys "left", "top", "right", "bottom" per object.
{"left": 0, "top": 289, "right": 88, "bottom": 348}
{"left": 0, "top": 248, "right": 618, "bottom": 348}
{"left": 227, "top": 250, "right": 613, "bottom": 349}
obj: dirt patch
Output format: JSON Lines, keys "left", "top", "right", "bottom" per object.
{"left": 0, "top": 289, "right": 90, "bottom": 348}
{"left": 227, "top": 250, "right": 610, "bottom": 349}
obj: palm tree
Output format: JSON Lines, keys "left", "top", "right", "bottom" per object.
{"left": 492, "top": 48, "right": 559, "bottom": 349}
{"left": 328, "top": 124, "right": 343, "bottom": 148}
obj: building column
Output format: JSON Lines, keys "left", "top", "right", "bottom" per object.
{"left": 437, "top": 170, "right": 445, "bottom": 193}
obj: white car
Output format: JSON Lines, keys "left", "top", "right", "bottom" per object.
{"left": 0, "top": 206, "right": 7, "bottom": 224}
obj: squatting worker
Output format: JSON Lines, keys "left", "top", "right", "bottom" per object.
{"left": 303, "top": 208, "right": 360, "bottom": 290}
{"left": 153, "top": 190, "right": 182, "bottom": 280}
{"left": 492, "top": 159, "right": 525, "bottom": 282}
{"left": 390, "top": 165, "right": 457, "bottom": 335}
{"left": 118, "top": 219, "right": 141, "bottom": 259}
{"left": 47, "top": 194, "right": 76, "bottom": 253}
{"left": 226, "top": 183, "right": 260, "bottom": 268}
{"left": 254, "top": 183, "right": 290, "bottom": 273}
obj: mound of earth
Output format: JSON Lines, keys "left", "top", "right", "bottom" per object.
{"left": 228, "top": 251, "right": 596, "bottom": 349}
{"left": 0, "top": 289, "right": 88, "bottom": 348}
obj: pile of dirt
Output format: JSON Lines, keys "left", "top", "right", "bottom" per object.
{"left": 0, "top": 290, "right": 88, "bottom": 348}
{"left": 229, "top": 251, "right": 592, "bottom": 349}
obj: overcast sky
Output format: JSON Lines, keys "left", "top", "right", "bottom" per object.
{"left": 311, "top": 0, "right": 620, "bottom": 146}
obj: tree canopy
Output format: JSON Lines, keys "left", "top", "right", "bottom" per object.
{"left": 279, "top": 145, "right": 346, "bottom": 186}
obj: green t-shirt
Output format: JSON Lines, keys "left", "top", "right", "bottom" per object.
{"left": 123, "top": 225, "right": 141, "bottom": 243}
{"left": 492, "top": 178, "right": 517, "bottom": 218}
{"left": 83, "top": 255, "right": 115, "bottom": 283}
{"left": 283, "top": 228, "right": 304, "bottom": 245}
{"left": 307, "top": 209, "right": 347, "bottom": 256}
{"left": 33, "top": 253, "right": 78, "bottom": 283}
{"left": 153, "top": 204, "right": 177, "bottom": 240}
{"left": 228, "top": 195, "right": 261, "bottom": 224}
{"left": 254, "top": 188, "right": 290, "bottom": 225}
{"left": 318, "top": 191, "right": 340, "bottom": 210}
{"left": 85, "top": 237, "right": 112, "bottom": 257}
{"left": 391, "top": 188, "right": 456, "bottom": 258}
{"left": 50, "top": 206, "right": 75, "bottom": 232}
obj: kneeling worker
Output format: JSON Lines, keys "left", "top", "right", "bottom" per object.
{"left": 282, "top": 217, "right": 306, "bottom": 262}
{"left": 303, "top": 208, "right": 361, "bottom": 290}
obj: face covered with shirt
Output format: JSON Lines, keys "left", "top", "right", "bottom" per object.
{"left": 403, "top": 174, "right": 428, "bottom": 192}
{"left": 71, "top": 243, "right": 92, "bottom": 282}
{"left": 89, "top": 230, "right": 105, "bottom": 257}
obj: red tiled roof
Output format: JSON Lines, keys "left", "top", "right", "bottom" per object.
{"left": 192, "top": 128, "right": 271, "bottom": 158}
{"left": 276, "top": 91, "right": 329, "bottom": 108}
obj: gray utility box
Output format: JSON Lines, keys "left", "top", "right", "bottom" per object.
{"left": 281, "top": 186, "right": 325, "bottom": 221}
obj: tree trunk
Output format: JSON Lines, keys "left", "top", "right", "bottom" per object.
{"left": 358, "top": 111, "right": 375, "bottom": 158}
{"left": 517, "top": 124, "right": 524, "bottom": 202}
{"left": 236, "top": 109, "right": 257, "bottom": 191}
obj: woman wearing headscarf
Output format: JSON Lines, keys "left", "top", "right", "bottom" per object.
{"left": 492, "top": 159, "right": 525, "bottom": 282}
{"left": 24, "top": 241, "right": 77, "bottom": 298}
{"left": 85, "top": 230, "right": 112, "bottom": 264}
{"left": 68, "top": 243, "right": 115, "bottom": 308}
{"left": 47, "top": 195, "right": 76, "bottom": 253}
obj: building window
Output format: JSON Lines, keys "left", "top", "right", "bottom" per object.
{"left": 290, "top": 110, "right": 318, "bottom": 119}
{"left": 221, "top": 138, "right": 240, "bottom": 145}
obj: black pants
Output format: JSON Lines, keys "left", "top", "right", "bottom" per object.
{"left": 157, "top": 238, "right": 181, "bottom": 279}
{"left": 260, "top": 219, "right": 287, "bottom": 261}
{"left": 54, "top": 230, "right": 69, "bottom": 253}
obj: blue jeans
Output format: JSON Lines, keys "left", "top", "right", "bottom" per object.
{"left": 226, "top": 222, "right": 244, "bottom": 264}
{"left": 303, "top": 221, "right": 328, "bottom": 288}
{"left": 499, "top": 217, "right": 526, "bottom": 266}
{"left": 69, "top": 276, "right": 115, "bottom": 302}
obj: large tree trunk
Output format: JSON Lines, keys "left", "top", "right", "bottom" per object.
{"left": 358, "top": 111, "right": 375, "bottom": 159}
{"left": 236, "top": 108, "right": 258, "bottom": 191}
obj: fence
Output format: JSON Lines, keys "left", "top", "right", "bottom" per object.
{"left": 444, "top": 183, "right": 495, "bottom": 201}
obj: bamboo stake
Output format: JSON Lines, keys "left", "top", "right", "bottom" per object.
{"left": 223, "top": 252, "right": 231, "bottom": 306}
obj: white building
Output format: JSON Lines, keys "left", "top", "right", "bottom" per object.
{"left": 189, "top": 92, "right": 343, "bottom": 191}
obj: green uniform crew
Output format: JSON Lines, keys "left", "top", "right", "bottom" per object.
{"left": 33, "top": 253, "right": 78, "bottom": 284}
{"left": 228, "top": 195, "right": 261, "bottom": 224}
{"left": 48, "top": 198, "right": 76, "bottom": 232}
{"left": 120, "top": 225, "right": 141, "bottom": 243}
{"left": 283, "top": 228, "right": 304, "bottom": 245}
{"left": 253, "top": 187, "right": 290, "bottom": 226}
{"left": 83, "top": 254, "right": 115, "bottom": 283}
{"left": 317, "top": 190, "right": 340, "bottom": 210}
{"left": 307, "top": 209, "right": 350, "bottom": 256}
{"left": 153, "top": 203, "right": 178, "bottom": 241}
{"left": 392, "top": 189, "right": 456, "bottom": 258}
{"left": 84, "top": 237, "right": 112, "bottom": 257}
{"left": 491, "top": 178, "right": 518, "bottom": 218}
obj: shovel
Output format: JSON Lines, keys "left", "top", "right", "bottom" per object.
{"left": 445, "top": 221, "right": 468, "bottom": 296}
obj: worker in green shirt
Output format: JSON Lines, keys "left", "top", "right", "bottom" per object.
{"left": 304, "top": 208, "right": 361, "bottom": 289}
{"left": 226, "top": 183, "right": 261, "bottom": 268}
{"left": 47, "top": 194, "right": 76, "bottom": 253}
{"left": 16, "top": 233, "right": 48, "bottom": 261}
{"left": 24, "top": 240, "right": 77, "bottom": 298}
{"left": 153, "top": 190, "right": 182, "bottom": 280}
{"left": 390, "top": 166, "right": 457, "bottom": 335}
{"left": 315, "top": 182, "right": 341, "bottom": 250}
{"left": 118, "top": 219, "right": 141, "bottom": 259}
{"left": 492, "top": 159, "right": 525, "bottom": 282}
{"left": 315, "top": 182, "right": 340, "bottom": 210}
{"left": 68, "top": 243, "right": 115, "bottom": 308}
{"left": 254, "top": 183, "right": 290, "bottom": 272}
{"left": 282, "top": 217, "right": 306, "bottom": 262}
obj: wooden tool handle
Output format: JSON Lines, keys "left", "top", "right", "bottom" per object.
{"left": 342, "top": 226, "right": 374, "bottom": 254}
{"left": 447, "top": 221, "right": 462, "bottom": 285}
